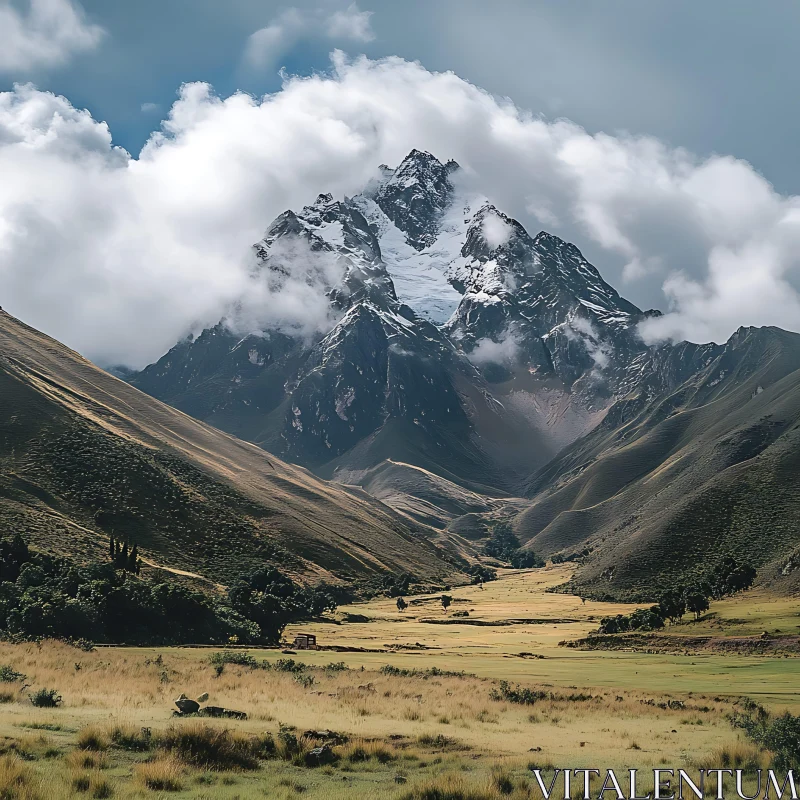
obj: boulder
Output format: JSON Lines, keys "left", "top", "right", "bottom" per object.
{"left": 174, "top": 694, "right": 200, "bottom": 715}
{"left": 304, "top": 744, "right": 338, "bottom": 767}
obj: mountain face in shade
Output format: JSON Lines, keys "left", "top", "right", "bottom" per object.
{"left": 129, "top": 149, "right": 800, "bottom": 602}
{"left": 516, "top": 325, "right": 800, "bottom": 599}
{"left": 130, "top": 149, "right": 690, "bottom": 490}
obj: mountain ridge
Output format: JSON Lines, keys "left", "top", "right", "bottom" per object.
{"left": 123, "top": 148, "right": 800, "bottom": 597}
{"left": 0, "top": 307, "right": 462, "bottom": 587}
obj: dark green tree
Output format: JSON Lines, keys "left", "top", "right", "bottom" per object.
{"left": 658, "top": 590, "right": 686, "bottom": 624}
{"left": 684, "top": 591, "right": 710, "bottom": 620}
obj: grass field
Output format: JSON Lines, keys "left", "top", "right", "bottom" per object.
{"left": 0, "top": 566, "right": 792, "bottom": 798}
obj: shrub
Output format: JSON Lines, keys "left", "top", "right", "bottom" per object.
{"left": 109, "top": 725, "right": 152, "bottom": 752}
{"left": 731, "top": 698, "right": 800, "bottom": 772}
{"left": 380, "top": 665, "right": 469, "bottom": 679}
{"left": 135, "top": 758, "right": 184, "bottom": 792}
{"left": 0, "top": 666, "right": 26, "bottom": 684}
{"left": 490, "top": 682, "right": 547, "bottom": 705}
{"left": 28, "top": 689, "right": 61, "bottom": 708}
{"left": 155, "top": 723, "right": 260, "bottom": 770}
{"left": 77, "top": 727, "right": 110, "bottom": 752}
{"left": 207, "top": 652, "right": 258, "bottom": 670}
{"left": 467, "top": 565, "right": 497, "bottom": 585}
{"left": 271, "top": 658, "right": 306, "bottom": 674}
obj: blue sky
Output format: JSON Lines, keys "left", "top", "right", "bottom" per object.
{"left": 6, "top": 0, "right": 800, "bottom": 192}
{"left": 3, "top": 0, "right": 800, "bottom": 366}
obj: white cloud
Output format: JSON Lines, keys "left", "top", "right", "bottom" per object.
{"left": 140, "top": 102, "right": 161, "bottom": 114}
{"left": 566, "top": 316, "right": 612, "bottom": 371}
{"left": 468, "top": 335, "right": 520, "bottom": 366}
{"left": 481, "top": 212, "right": 512, "bottom": 249}
{"left": 244, "top": 3, "right": 374, "bottom": 71}
{"left": 326, "top": 3, "right": 375, "bottom": 42}
{"left": 0, "top": 0, "right": 103, "bottom": 72}
{"left": 230, "top": 236, "right": 343, "bottom": 339}
{"left": 243, "top": 8, "right": 305, "bottom": 71}
{"left": 3, "top": 54, "right": 800, "bottom": 370}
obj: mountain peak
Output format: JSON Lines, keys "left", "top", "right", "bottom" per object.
{"left": 372, "top": 150, "right": 459, "bottom": 250}
{"left": 398, "top": 148, "right": 441, "bottom": 166}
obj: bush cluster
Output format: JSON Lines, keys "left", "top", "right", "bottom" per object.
{"left": 484, "top": 523, "right": 544, "bottom": 569}
{"left": 732, "top": 698, "right": 800, "bottom": 772}
{"left": 599, "top": 557, "right": 757, "bottom": 633}
{"left": 0, "top": 532, "right": 336, "bottom": 645}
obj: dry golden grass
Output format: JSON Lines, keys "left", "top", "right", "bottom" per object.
{"left": 701, "top": 740, "right": 770, "bottom": 771}
{"left": 75, "top": 726, "right": 110, "bottom": 752}
{"left": 134, "top": 756, "right": 184, "bottom": 792}
{"left": 68, "top": 768, "right": 113, "bottom": 798}
{"left": 0, "top": 755, "right": 41, "bottom": 800}
{"left": 0, "top": 572, "right": 785, "bottom": 798}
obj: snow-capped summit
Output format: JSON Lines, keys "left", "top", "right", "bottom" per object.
{"left": 131, "top": 149, "right": 698, "bottom": 492}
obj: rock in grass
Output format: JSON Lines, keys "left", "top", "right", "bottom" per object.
{"left": 304, "top": 745, "right": 337, "bottom": 767}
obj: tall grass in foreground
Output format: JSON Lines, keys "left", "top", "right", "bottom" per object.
{"left": 135, "top": 757, "right": 184, "bottom": 792}
{"left": 0, "top": 755, "right": 41, "bottom": 800}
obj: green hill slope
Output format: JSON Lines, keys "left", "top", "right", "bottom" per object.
{"left": 515, "top": 326, "right": 800, "bottom": 599}
{"left": 0, "top": 310, "right": 460, "bottom": 587}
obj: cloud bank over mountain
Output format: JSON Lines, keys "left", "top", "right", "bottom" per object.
{"left": 1, "top": 53, "right": 799, "bottom": 367}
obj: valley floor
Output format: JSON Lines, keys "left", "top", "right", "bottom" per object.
{"left": 0, "top": 566, "right": 794, "bottom": 799}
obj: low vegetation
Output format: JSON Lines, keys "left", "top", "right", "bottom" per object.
{"left": 0, "top": 558, "right": 787, "bottom": 798}
{"left": 598, "top": 557, "right": 756, "bottom": 633}
{"left": 0, "top": 532, "right": 338, "bottom": 645}
{"left": 0, "top": 635, "right": 777, "bottom": 799}
{"left": 484, "top": 523, "right": 544, "bottom": 569}
{"left": 732, "top": 698, "right": 800, "bottom": 772}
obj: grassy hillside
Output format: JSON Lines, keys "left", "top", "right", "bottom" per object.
{"left": 0, "top": 310, "right": 461, "bottom": 587}
{"left": 515, "top": 326, "right": 800, "bottom": 599}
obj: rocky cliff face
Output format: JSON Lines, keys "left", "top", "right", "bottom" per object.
{"left": 129, "top": 148, "right": 800, "bottom": 597}
{"left": 131, "top": 150, "right": 707, "bottom": 491}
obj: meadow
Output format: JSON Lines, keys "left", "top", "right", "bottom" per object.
{"left": 0, "top": 565, "right": 793, "bottom": 799}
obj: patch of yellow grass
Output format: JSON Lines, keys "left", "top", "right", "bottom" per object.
{"left": 0, "top": 755, "right": 41, "bottom": 800}
{"left": 76, "top": 725, "right": 110, "bottom": 752}
{"left": 65, "top": 749, "right": 108, "bottom": 770}
{"left": 134, "top": 757, "right": 184, "bottom": 792}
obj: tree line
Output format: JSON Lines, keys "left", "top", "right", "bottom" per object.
{"left": 598, "top": 557, "right": 757, "bottom": 634}
{"left": 0, "top": 532, "right": 338, "bottom": 645}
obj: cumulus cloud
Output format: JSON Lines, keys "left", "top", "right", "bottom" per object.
{"left": 244, "top": 3, "right": 374, "bottom": 71}
{"left": 230, "top": 237, "right": 343, "bottom": 338}
{"left": 3, "top": 53, "right": 800, "bottom": 370}
{"left": 0, "top": 0, "right": 103, "bottom": 72}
